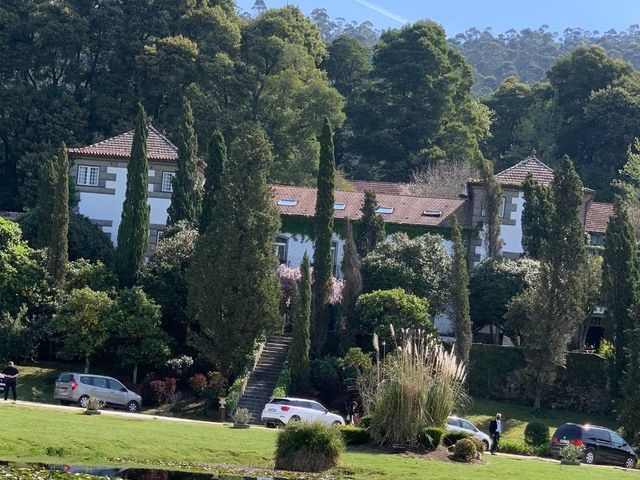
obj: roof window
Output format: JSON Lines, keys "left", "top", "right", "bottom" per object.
{"left": 376, "top": 206, "right": 394, "bottom": 214}
{"left": 334, "top": 202, "right": 346, "bottom": 210}
{"left": 422, "top": 210, "right": 442, "bottom": 217}
{"left": 277, "top": 199, "right": 298, "bottom": 207}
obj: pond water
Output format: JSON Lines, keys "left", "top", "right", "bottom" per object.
{"left": 1, "top": 462, "right": 287, "bottom": 480}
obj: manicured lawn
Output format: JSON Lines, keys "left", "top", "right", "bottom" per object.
{"left": 465, "top": 398, "right": 616, "bottom": 442}
{"left": 0, "top": 403, "right": 634, "bottom": 480}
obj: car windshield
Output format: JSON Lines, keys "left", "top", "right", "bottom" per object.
{"left": 460, "top": 420, "right": 476, "bottom": 431}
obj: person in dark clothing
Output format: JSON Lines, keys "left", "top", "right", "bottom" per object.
{"left": 2, "top": 361, "right": 19, "bottom": 402}
{"left": 489, "top": 413, "right": 502, "bottom": 454}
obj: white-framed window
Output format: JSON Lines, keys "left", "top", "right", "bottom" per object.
{"left": 161, "top": 171, "right": 176, "bottom": 193}
{"left": 275, "top": 236, "right": 288, "bottom": 265}
{"left": 376, "top": 206, "right": 394, "bottom": 214}
{"left": 77, "top": 165, "right": 100, "bottom": 186}
{"left": 277, "top": 199, "right": 297, "bottom": 207}
{"left": 481, "top": 197, "right": 507, "bottom": 218}
{"left": 156, "top": 230, "right": 164, "bottom": 245}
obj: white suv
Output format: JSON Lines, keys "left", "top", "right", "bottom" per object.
{"left": 261, "top": 397, "right": 345, "bottom": 427}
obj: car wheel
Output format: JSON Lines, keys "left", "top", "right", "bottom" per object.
{"left": 332, "top": 420, "right": 342, "bottom": 426}
{"left": 482, "top": 440, "right": 490, "bottom": 451}
{"left": 126, "top": 401, "right": 139, "bottom": 413}
{"left": 625, "top": 457, "right": 636, "bottom": 469}
{"left": 289, "top": 415, "right": 301, "bottom": 423}
{"left": 583, "top": 448, "right": 596, "bottom": 465}
{"left": 78, "top": 395, "right": 90, "bottom": 409}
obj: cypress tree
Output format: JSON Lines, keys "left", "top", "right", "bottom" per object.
{"left": 340, "top": 219, "right": 362, "bottom": 351}
{"left": 451, "top": 217, "right": 471, "bottom": 365}
{"left": 187, "top": 125, "right": 282, "bottom": 377}
{"left": 199, "top": 130, "right": 227, "bottom": 233}
{"left": 480, "top": 160, "right": 503, "bottom": 258}
{"left": 618, "top": 324, "right": 640, "bottom": 446}
{"left": 290, "top": 253, "right": 311, "bottom": 392}
{"left": 49, "top": 143, "right": 69, "bottom": 285}
{"left": 602, "top": 198, "right": 638, "bottom": 397}
{"left": 311, "top": 117, "right": 336, "bottom": 356}
{"left": 522, "top": 156, "right": 585, "bottom": 409}
{"left": 357, "top": 190, "right": 385, "bottom": 257}
{"left": 115, "top": 104, "right": 150, "bottom": 288}
{"left": 522, "top": 174, "right": 552, "bottom": 259}
{"left": 36, "top": 157, "right": 56, "bottom": 249}
{"left": 167, "top": 98, "right": 202, "bottom": 227}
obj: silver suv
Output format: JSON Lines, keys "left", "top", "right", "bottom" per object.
{"left": 54, "top": 372, "right": 142, "bottom": 412}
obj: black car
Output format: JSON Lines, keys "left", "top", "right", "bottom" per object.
{"left": 0, "top": 375, "right": 4, "bottom": 393}
{"left": 551, "top": 423, "right": 637, "bottom": 468}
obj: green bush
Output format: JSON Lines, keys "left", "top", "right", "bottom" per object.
{"left": 356, "top": 288, "right": 436, "bottom": 342}
{"left": 559, "top": 444, "right": 582, "bottom": 463}
{"left": 498, "top": 441, "right": 532, "bottom": 456}
{"left": 361, "top": 415, "right": 372, "bottom": 429}
{"left": 339, "top": 426, "right": 370, "bottom": 445}
{"left": 453, "top": 438, "right": 477, "bottom": 462}
{"left": 275, "top": 421, "right": 345, "bottom": 472}
{"left": 467, "top": 435, "right": 484, "bottom": 453}
{"left": 418, "top": 427, "right": 444, "bottom": 450}
{"left": 524, "top": 421, "right": 550, "bottom": 446}
{"left": 442, "top": 430, "right": 470, "bottom": 447}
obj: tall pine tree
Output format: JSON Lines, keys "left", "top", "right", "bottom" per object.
{"left": 618, "top": 324, "right": 640, "bottom": 446}
{"left": 480, "top": 159, "right": 503, "bottom": 258}
{"left": 357, "top": 190, "right": 385, "bottom": 258}
{"left": 340, "top": 219, "right": 362, "bottom": 351}
{"left": 602, "top": 198, "right": 638, "bottom": 397}
{"left": 311, "top": 117, "right": 336, "bottom": 356}
{"left": 49, "top": 143, "right": 69, "bottom": 285}
{"left": 199, "top": 130, "right": 227, "bottom": 234}
{"left": 451, "top": 217, "right": 471, "bottom": 365}
{"left": 522, "top": 174, "right": 552, "bottom": 259}
{"left": 188, "top": 125, "right": 282, "bottom": 377}
{"left": 115, "top": 104, "right": 150, "bottom": 288}
{"left": 522, "top": 156, "right": 585, "bottom": 408}
{"left": 290, "top": 253, "right": 311, "bottom": 392}
{"left": 167, "top": 97, "right": 202, "bottom": 227}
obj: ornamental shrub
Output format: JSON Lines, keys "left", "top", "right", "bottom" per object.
{"left": 418, "top": 427, "right": 444, "bottom": 450}
{"left": 442, "top": 430, "right": 470, "bottom": 447}
{"left": 559, "top": 444, "right": 582, "bottom": 463}
{"left": 275, "top": 421, "right": 345, "bottom": 472}
{"left": 189, "top": 373, "right": 207, "bottom": 394}
{"left": 468, "top": 436, "right": 484, "bottom": 453}
{"left": 524, "top": 421, "right": 550, "bottom": 447}
{"left": 453, "top": 438, "right": 477, "bottom": 462}
{"left": 339, "top": 426, "right": 370, "bottom": 445}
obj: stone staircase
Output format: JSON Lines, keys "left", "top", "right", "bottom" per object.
{"left": 236, "top": 335, "right": 292, "bottom": 424}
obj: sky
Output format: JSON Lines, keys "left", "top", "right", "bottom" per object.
{"left": 237, "top": 0, "right": 640, "bottom": 36}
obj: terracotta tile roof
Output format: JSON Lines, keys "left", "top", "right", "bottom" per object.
{"left": 585, "top": 201, "right": 614, "bottom": 234}
{"left": 349, "top": 180, "right": 408, "bottom": 196}
{"left": 272, "top": 185, "right": 470, "bottom": 229}
{"left": 495, "top": 156, "right": 555, "bottom": 187}
{"left": 68, "top": 125, "right": 178, "bottom": 162}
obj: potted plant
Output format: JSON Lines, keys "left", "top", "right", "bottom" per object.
{"left": 83, "top": 397, "right": 104, "bottom": 416}
{"left": 559, "top": 444, "right": 582, "bottom": 465}
{"left": 232, "top": 408, "right": 252, "bottom": 429}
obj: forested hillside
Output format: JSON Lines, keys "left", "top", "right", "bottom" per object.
{"left": 450, "top": 25, "right": 640, "bottom": 97}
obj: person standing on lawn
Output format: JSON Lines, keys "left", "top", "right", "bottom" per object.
{"left": 2, "top": 361, "right": 19, "bottom": 402}
{"left": 489, "top": 413, "right": 502, "bottom": 454}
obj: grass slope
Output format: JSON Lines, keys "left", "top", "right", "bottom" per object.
{"left": 465, "top": 399, "right": 616, "bottom": 442}
{"left": 0, "top": 404, "right": 633, "bottom": 480}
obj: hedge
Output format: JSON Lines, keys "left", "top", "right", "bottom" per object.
{"left": 468, "top": 344, "right": 610, "bottom": 413}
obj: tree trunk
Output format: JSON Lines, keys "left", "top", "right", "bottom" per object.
{"left": 133, "top": 363, "right": 138, "bottom": 385}
{"left": 84, "top": 356, "right": 90, "bottom": 373}
{"left": 533, "top": 383, "right": 542, "bottom": 409}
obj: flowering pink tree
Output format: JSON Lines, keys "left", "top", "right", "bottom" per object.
{"left": 277, "top": 264, "right": 343, "bottom": 306}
